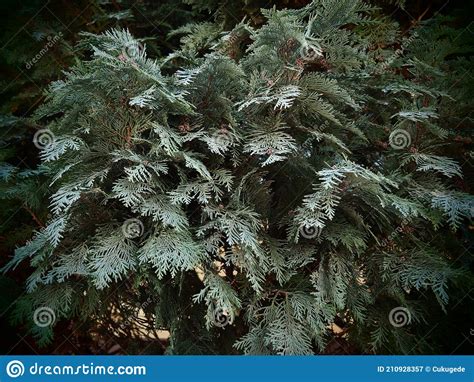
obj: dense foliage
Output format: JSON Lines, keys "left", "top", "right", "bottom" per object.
{"left": 1, "top": 0, "right": 473, "bottom": 354}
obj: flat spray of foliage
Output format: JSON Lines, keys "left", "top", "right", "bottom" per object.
{"left": 3, "top": 0, "right": 473, "bottom": 354}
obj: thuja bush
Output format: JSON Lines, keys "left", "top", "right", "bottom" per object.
{"left": 4, "top": 0, "right": 473, "bottom": 354}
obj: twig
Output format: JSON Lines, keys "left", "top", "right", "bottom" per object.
{"left": 23, "top": 204, "right": 44, "bottom": 228}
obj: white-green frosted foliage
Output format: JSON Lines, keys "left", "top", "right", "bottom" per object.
{"left": 6, "top": 0, "right": 473, "bottom": 354}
